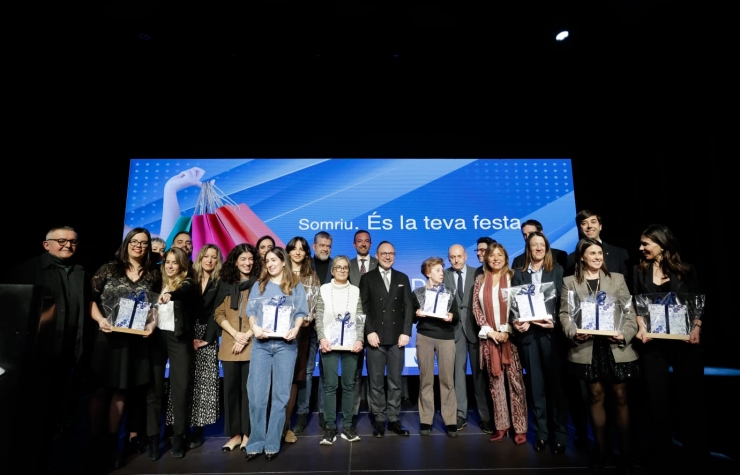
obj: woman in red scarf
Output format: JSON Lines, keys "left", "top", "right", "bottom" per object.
{"left": 472, "top": 243, "right": 528, "bottom": 445}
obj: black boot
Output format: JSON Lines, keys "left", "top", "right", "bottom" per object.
{"left": 147, "top": 435, "right": 160, "bottom": 461}
{"left": 189, "top": 426, "right": 204, "bottom": 449}
{"left": 109, "top": 434, "right": 125, "bottom": 469}
{"left": 171, "top": 435, "right": 186, "bottom": 458}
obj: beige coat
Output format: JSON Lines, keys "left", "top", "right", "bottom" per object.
{"left": 559, "top": 270, "right": 639, "bottom": 364}
{"left": 214, "top": 290, "right": 253, "bottom": 362}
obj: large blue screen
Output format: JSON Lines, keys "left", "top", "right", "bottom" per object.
{"left": 126, "top": 158, "right": 578, "bottom": 375}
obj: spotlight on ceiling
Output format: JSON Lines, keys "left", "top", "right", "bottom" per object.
{"left": 555, "top": 30, "right": 569, "bottom": 41}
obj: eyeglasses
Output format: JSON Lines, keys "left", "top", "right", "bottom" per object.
{"left": 379, "top": 252, "right": 396, "bottom": 258}
{"left": 476, "top": 248, "right": 487, "bottom": 254}
{"left": 333, "top": 266, "right": 349, "bottom": 271}
{"left": 129, "top": 239, "right": 150, "bottom": 248}
{"left": 47, "top": 238, "right": 78, "bottom": 246}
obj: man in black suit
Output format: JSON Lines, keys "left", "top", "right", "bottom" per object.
{"left": 359, "top": 240, "right": 414, "bottom": 437}
{"left": 444, "top": 244, "right": 494, "bottom": 433}
{"left": 512, "top": 220, "right": 568, "bottom": 270}
{"left": 564, "top": 210, "right": 630, "bottom": 283}
{"left": 347, "top": 230, "right": 377, "bottom": 429}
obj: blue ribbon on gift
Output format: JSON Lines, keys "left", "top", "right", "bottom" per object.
{"left": 125, "top": 290, "right": 148, "bottom": 329}
{"left": 432, "top": 284, "right": 446, "bottom": 313}
{"left": 595, "top": 291, "right": 607, "bottom": 330}
{"left": 656, "top": 292, "right": 677, "bottom": 334}
{"left": 270, "top": 295, "right": 286, "bottom": 331}
{"left": 518, "top": 284, "right": 536, "bottom": 316}
{"left": 335, "top": 311, "right": 351, "bottom": 345}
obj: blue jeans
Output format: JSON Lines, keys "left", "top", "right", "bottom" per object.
{"left": 296, "top": 326, "right": 324, "bottom": 415}
{"left": 245, "top": 338, "right": 297, "bottom": 455}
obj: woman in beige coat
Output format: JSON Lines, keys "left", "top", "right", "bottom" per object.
{"left": 214, "top": 243, "right": 259, "bottom": 452}
{"left": 559, "top": 238, "right": 639, "bottom": 472}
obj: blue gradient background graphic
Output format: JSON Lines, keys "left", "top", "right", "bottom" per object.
{"left": 127, "top": 158, "right": 577, "bottom": 376}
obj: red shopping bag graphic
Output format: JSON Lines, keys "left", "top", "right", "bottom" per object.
{"left": 192, "top": 213, "right": 236, "bottom": 258}
{"left": 216, "top": 204, "right": 284, "bottom": 248}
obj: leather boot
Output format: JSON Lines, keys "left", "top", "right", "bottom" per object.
{"left": 147, "top": 434, "right": 160, "bottom": 461}
{"left": 171, "top": 435, "right": 186, "bottom": 458}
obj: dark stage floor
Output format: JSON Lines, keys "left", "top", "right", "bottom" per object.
{"left": 44, "top": 378, "right": 737, "bottom": 475}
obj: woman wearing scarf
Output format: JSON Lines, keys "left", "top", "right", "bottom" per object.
{"left": 214, "top": 244, "right": 260, "bottom": 452}
{"left": 471, "top": 243, "right": 528, "bottom": 445}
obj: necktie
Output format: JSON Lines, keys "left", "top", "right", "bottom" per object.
{"left": 360, "top": 259, "right": 367, "bottom": 275}
{"left": 456, "top": 270, "right": 464, "bottom": 300}
{"left": 383, "top": 270, "right": 390, "bottom": 291}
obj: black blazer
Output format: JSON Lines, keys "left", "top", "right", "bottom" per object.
{"left": 511, "top": 264, "right": 564, "bottom": 345}
{"left": 632, "top": 262, "right": 700, "bottom": 301}
{"left": 359, "top": 267, "right": 414, "bottom": 345}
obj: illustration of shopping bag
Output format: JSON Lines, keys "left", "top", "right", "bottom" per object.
{"left": 191, "top": 183, "right": 236, "bottom": 256}
{"left": 216, "top": 203, "right": 285, "bottom": 247}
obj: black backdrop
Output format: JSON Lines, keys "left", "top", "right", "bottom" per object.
{"left": 9, "top": 4, "right": 727, "bottom": 366}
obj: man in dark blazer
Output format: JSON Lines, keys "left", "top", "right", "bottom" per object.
{"left": 8, "top": 226, "right": 92, "bottom": 448}
{"left": 512, "top": 219, "right": 568, "bottom": 270}
{"left": 359, "top": 240, "right": 414, "bottom": 437}
{"left": 443, "top": 244, "right": 493, "bottom": 433}
{"left": 348, "top": 230, "right": 377, "bottom": 286}
{"left": 347, "top": 229, "right": 377, "bottom": 429}
{"left": 564, "top": 210, "right": 630, "bottom": 285}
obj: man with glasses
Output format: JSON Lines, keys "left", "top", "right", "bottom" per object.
{"left": 10, "top": 226, "right": 92, "bottom": 458}
{"left": 171, "top": 231, "right": 194, "bottom": 276}
{"left": 359, "top": 241, "right": 414, "bottom": 438}
{"left": 474, "top": 237, "right": 496, "bottom": 278}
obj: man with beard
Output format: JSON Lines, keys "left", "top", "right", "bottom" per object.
{"left": 347, "top": 230, "right": 377, "bottom": 431}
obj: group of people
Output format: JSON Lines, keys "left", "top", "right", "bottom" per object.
{"left": 9, "top": 208, "right": 708, "bottom": 474}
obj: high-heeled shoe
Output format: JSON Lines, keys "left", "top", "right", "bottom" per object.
{"left": 489, "top": 429, "right": 507, "bottom": 442}
{"left": 513, "top": 433, "right": 527, "bottom": 445}
{"left": 222, "top": 437, "right": 241, "bottom": 452}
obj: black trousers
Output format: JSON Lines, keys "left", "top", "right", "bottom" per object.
{"left": 221, "top": 360, "right": 251, "bottom": 437}
{"left": 147, "top": 329, "right": 192, "bottom": 438}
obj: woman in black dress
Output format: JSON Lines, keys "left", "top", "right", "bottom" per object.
{"left": 633, "top": 224, "right": 707, "bottom": 469}
{"left": 88, "top": 227, "right": 161, "bottom": 469}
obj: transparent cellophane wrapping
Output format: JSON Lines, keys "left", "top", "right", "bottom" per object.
{"left": 303, "top": 284, "right": 320, "bottom": 323}
{"left": 253, "top": 294, "right": 301, "bottom": 338}
{"left": 634, "top": 292, "right": 705, "bottom": 340}
{"left": 501, "top": 282, "right": 557, "bottom": 322}
{"left": 413, "top": 285, "right": 454, "bottom": 318}
{"left": 567, "top": 290, "right": 628, "bottom": 336}
{"left": 103, "top": 289, "right": 159, "bottom": 335}
{"left": 327, "top": 312, "right": 366, "bottom": 350}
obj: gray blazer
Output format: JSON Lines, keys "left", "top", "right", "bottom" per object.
{"left": 349, "top": 256, "right": 378, "bottom": 287}
{"left": 443, "top": 264, "right": 478, "bottom": 343}
{"left": 559, "top": 270, "right": 639, "bottom": 365}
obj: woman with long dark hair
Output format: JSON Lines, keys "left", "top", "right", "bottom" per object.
{"left": 283, "top": 236, "right": 320, "bottom": 443}
{"left": 215, "top": 243, "right": 260, "bottom": 452}
{"left": 633, "top": 224, "right": 707, "bottom": 469}
{"left": 88, "top": 227, "right": 161, "bottom": 469}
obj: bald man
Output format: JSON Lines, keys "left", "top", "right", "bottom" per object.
{"left": 442, "top": 244, "right": 493, "bottom": 433}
